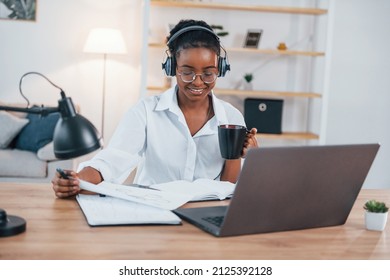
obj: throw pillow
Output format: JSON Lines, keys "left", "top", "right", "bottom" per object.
{"left": 37, "top": 141, "right": 58, "bottom": 161}
{"left": 14, "top": 110, "right": 60, "bottom": 152}
{"left": 0, "top": 111, "right": 29, "bottom": 149}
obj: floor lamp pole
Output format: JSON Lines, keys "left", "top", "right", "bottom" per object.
{"left": 101, "top": 53, "right": 107, "bottom": 141}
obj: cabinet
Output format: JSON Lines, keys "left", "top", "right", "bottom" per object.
{"left": 140, "top": 0, "right": 330, "bottom": 143}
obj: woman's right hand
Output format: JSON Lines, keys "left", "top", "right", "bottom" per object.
{"left": 51, "top": 169, "right": 80, "bottom": 199}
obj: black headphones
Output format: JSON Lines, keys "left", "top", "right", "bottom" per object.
{"left": 162, "top": 25, "right": 230, "bottom": 77}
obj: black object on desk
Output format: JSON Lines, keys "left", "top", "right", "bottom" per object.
{"left": 0, "top": 208, "right": 26, "bottom": 238}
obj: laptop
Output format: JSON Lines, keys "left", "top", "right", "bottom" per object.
{"left": 174, "top": 144, "right": 380, "bottom": 237}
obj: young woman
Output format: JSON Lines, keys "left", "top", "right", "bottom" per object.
{"left": 52, "top": 19, "right": 258, "bottom": 198}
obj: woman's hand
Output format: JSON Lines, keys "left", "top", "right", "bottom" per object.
{"left": 52, "top": 167, "right": 104, "bottom": 199}
{"left": 242, "top": 127, "right": 259, "bottom": 158}
{"left": 51, "top": 169, "right": 80, "bottom": 198}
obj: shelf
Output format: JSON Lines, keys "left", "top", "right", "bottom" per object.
{"left": 228, "top": 47, "right": 325, "bottom": 57}
{"left": 214, "top": 88, "right": 321, "bottom": 99}
{"left": 149, "top": 43, "right": 325, "bottom": 57}
{"left": 147, "top": 86, "right": 322, "bottom": 99}
{"left": 151, "top": 1, "right": 328, "bottom": 15}
{"left": 257, "top": 132, "right": 319, "bottom": 140}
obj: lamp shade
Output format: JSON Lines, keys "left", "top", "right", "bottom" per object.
{"left": 83, "top": 28, "right": 127, "bottom": 54}
{"left": 53, "top": 97, "right": 102, "bottom": 159}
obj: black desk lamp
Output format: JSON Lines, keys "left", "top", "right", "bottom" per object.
{"left": 0, "top": 72, "right": 103, "bottom": 237}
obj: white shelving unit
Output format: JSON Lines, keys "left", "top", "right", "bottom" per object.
{"left": 140, "top": 0, "right": 330, "bottom": 144}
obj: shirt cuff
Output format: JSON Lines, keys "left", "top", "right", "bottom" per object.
{"left": 77, "top": 159, "right": 113, "bottom": 182}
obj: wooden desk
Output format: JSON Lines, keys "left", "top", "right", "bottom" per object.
{"left": 0, "top": 182, "right": 389, "bottom": 260}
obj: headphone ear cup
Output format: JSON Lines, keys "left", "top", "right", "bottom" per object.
{"left": 162, "top": 56, "right": 171, "bottom": 76}
{"left": 170, "top": 56, "right": 176, "bottom": 76}
{"left": 218, "top": 56, "right": 227, "bottom": 77}
{"left": 162, "top": 55, "right": 176, "bottom": 77}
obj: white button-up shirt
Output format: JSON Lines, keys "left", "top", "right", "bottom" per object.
{"left": 78, "top": 87, "right": 245, "bottom": 185}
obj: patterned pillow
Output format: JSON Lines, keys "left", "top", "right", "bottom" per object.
{"left": 0, "top": 111, "right": 29, "bottom": 148}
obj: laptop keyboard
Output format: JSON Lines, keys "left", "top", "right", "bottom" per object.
{"left": 202, "top": 216, "right": 225, "bottom": 227}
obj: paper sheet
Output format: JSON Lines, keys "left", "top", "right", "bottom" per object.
{"left": 79, "top": 180, "right": 193, "bottom": 210}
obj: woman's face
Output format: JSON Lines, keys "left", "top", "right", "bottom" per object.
{"left": 175, "top": 47, "right": 218, "bottom": 102}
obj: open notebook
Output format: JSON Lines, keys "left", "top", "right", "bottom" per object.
{"left": 76, "top": 178, "right": 235, "bottom": 226}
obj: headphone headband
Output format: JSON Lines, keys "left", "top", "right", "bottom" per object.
{"left": 162, "top": 24, "right": 230, "bottom": 77}
{"left": 167, "top": 25, "right": 219, "bottom": 47}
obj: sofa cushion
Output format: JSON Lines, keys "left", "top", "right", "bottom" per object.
{"left": 0, "top": 111, "right": 29, "bottom": 148}
{"left": 14, "top": 110, "right": 60, "bottom": 152}
{"left": 0, "top": 149, "right": 47, "bottom": 178}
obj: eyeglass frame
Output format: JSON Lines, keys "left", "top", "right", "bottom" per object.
{"left": 176, "top": 68, "right": 219, "bottom": 84}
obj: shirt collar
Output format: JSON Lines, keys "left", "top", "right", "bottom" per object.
{"left": 155, "top": 86, "right": 228, "bottom": 117}
{"left": 154, "top": 86, "right": 230, "bottom": 135}
{"left": 154, "top": 86, "right": 177, "bottom": 112}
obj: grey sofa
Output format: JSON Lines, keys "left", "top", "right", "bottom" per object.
{"left": 0, "top": 147, "right": 80, "bottom": 183}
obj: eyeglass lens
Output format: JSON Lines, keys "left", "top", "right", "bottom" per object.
{"left": 178, "top": 71, "right": 217, "bottom": 84}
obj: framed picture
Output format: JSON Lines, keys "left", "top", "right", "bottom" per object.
{"left": 243, "top": 29, "right": 263, "bottom": 48}
{"left": 0, "top": 0, "right": 37, "bottom": 21}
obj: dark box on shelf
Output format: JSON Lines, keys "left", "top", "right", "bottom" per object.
{"left": 244, "top": 98, "right": 283, "bottom": 134}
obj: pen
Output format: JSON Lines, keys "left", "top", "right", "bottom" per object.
{"left": 130, "top": 184, "right": 160, "bottom": 191}
{"left": 56, "top": 167, "right": 70, "bottom": 179}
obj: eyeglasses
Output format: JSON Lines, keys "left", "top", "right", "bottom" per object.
{"left": 176, "top": 70, "right": 218, "bottom": 84}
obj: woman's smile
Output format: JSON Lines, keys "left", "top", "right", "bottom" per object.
{"left": 186, "top": 86, "right": 208, "bottom": 96}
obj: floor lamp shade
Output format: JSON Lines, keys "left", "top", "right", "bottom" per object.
{"left": 83, "top": 28, "right": 127, "bottom": 54}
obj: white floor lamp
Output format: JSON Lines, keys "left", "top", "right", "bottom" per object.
{"left": 83, "top": 28, "right": 127, "bottom": 142}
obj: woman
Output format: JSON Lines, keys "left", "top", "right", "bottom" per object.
{"left": 52, "top": 19, "right": 258, "bottom": 198}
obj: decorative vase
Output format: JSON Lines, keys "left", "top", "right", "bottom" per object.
{"left": 243, "top": 80, "right": 253, "bottom": 91}
{"left": 365, "top": 211, "right": 388, "bottom": 231}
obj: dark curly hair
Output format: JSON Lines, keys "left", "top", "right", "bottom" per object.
{"left": 166, "top": 19, "right": 221, "bottom": 58}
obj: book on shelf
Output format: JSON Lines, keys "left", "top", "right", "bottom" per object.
{"left": 77, "top": 179, "right": 235, "bottom": 226}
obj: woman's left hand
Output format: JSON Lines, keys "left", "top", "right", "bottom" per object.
{"left": 242, "top": 128, "right": 259, "bottom": 158}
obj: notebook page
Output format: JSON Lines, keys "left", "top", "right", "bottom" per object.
{"left": 79, "top": 180, "right": 193, "bottom": 210}
{"left": 151, "top": 179, "right": 235, "bottom": 201}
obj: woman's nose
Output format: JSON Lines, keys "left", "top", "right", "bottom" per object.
{"left": 192, "top": 74, "right": 204, "bottom": 85}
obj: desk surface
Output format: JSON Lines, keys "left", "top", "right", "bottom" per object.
{"left": 0, "top": 182, "right": 389, "bottom": 260}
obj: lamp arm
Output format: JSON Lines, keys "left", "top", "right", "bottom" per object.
{"left": 0, "top": 105, "right": 59, "bottom": 116}
{"left": 1, "top": 72, "right": 76, "bottom": 117}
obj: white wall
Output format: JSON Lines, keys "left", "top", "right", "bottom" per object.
{"left": 324, "top": 0, "right": 390, "bottom": 189}
{"left": 1, "top": 0, "right": 388, "bottom": 188}
{"left": 0, "top": 0, "right": 143, "bottom": 144}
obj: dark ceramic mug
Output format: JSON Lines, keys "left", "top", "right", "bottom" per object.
{"left": 218, "top": 124, "right": 249, "bottom": 159}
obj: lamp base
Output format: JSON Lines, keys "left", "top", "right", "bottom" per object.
{"left": 0, "top": 208, "right": 26, "bottom": 238}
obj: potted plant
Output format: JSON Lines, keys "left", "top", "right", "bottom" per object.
{"left": 242, "top": 73, "right": 254, "bottom": 90}
{"left": 211, "top": 25, "right": 229, "bottom": 37}
{"left": 363, "top": 200, "right": 388, "bottom": 231}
